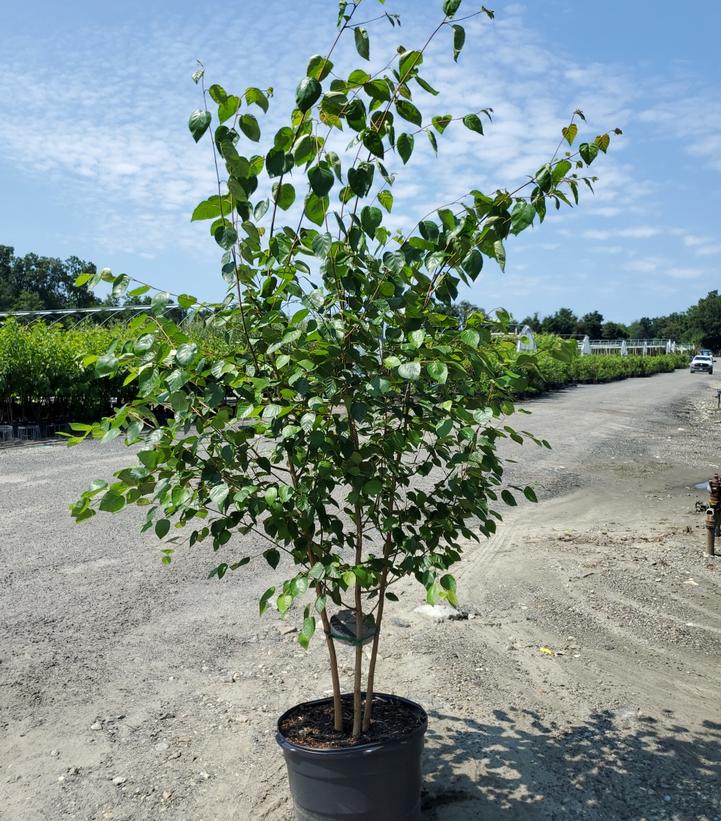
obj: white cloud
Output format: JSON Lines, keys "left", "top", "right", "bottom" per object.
{"left": 683, "top": 234, "right": 712, "bottom": 247}
{"left": 582, "top": 226, "right": 660, "bottom": 240}
{"left": 666, "top": 267, "right": 704, "bottom": 279}
{"left": 695, "top": 244, "right": 721, "bottom": 257}
{"left": 625, "top": 257, "right": 662, "bottom": 273}
{"left": 0, "top": 0, "right": 718, "bottom": 320}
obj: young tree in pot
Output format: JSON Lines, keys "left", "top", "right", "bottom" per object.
{"left": 70, "top": 1, "right": 616, "bottom": 817}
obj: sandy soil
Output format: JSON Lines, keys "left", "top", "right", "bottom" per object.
{"left": 1, "top": 369, "right": 720, "bottom": 821}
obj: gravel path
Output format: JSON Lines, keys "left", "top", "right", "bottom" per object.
{"left": 1, "top": 369, "right": 720, "bottom": 820}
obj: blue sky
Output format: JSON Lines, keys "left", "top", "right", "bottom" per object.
{"left": 2, "top": 0, "right": 720, "bottom": 323}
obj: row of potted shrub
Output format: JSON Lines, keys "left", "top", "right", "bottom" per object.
{"left": 0, "top": 319, "right": 132, "bottom": 422}
{"left": 0, "top": 323, "right": 689, "bottom": 424}
{"left": 516, "top": 337, "right": 689, "bottom": 393}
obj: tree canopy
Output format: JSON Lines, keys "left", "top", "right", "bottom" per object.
{"left": 0, "top": 246, "right": 99, "bottom": 311}
{"left": 520, "top": 293, "right": 721, "bottom": 350}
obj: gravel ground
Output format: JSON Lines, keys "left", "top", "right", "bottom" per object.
{"left": 1, "top": 369, "right": 721, "bottom": 820}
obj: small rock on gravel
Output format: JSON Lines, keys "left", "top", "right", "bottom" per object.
{"left": 414, "top": 603, "right": 457, "bottom": 622}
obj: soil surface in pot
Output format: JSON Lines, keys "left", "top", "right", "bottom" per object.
{"left": 279, "top": 694, "right": 425, "bottom": 749}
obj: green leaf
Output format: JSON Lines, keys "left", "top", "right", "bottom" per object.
{"left": 363, "top": 79, "right": 391, "bottom": 102}
{"left": 272, "top": 182, "right": 295, "bottom": 211}
{"left": 307, "top": 54, "right": 334, "bottom": 81}
{"left": 191, "top": 196, "right": 231, "bottom": 222}
{"left": 384, "top": 250, "right": 405, "bottom": 274}
{"left": 111, "top": 274, "right": 129, "bottom": 298}
{"left": 594, "top": 133, "right": 610, "bottom": 153}
{"left": 523, "top": 486, "right": 538, "bottom": 503}
{"left": 399, "top": 50, "right": 423, "bottom": 79}
{"left": 74, "top": 272, "right": 94, "bottom": 287}
{"left": 432, "top": 114, "right": 453, "bottom": 134}
{"left": 209, "top": 483, "right": 229, "bottom": 508}
{"left": 176, "top": 342, "right": 198, "bottom": 366}
{"left": 308, "top": 164, "right": 335, "bottom": 197}
{"left": 298, "top": 616, "right": 316, "bottom": 650}
{"left": 579, "top": 142, "right": 599, "bottom": 165}
{"left": 378, "top": 189, "right": 393, "bottom": 213}
{"left": 345, "top": 98, "right": 367, "bottom": 132}
{"left": 363, "top": 477, "right": 382, "bottom": 496}
{"left": 493, "top": 239, "right": 506, "bottom": 272}
{"left": 151, "top": 291, "right": 171, "bottom": 313}
{"left": 218, "top": 95, "right": 240, "bottom": 124}
{"left": 552, "top": 159, "right": 572, "bottom": 184}
{"left": 311, "top": 232, "right": 332, "bottom": 257}
{"left": 277, "top": 594, "right": 292, "bottom": 614}
{"left": 462, "top": 248, "right": 483, "bottom": 279}
{"left": 440, "top": 574, "right": 458, "bottom": 607}
{"left": 427, "top": 361, "right": 448, "bottom": 384}
{"left": 535, "top": 163, "right": 552, "bottom": 191}
{"left": 362, "top": 130, "right": 384, "bottom": 159}
{"left": 208, "top": 84, "right": 227, "bottom": 104}
{"left": 238, "top": 113, "right": 261, "bottom": 142}
{"left": 350, "top": 402, "right": 368, "bottom": 422}
{"left": 460, "top": 328, "right": 480, "bottom": 347}
{"left": 305, "top": 193, "right": 329, "bottom": 226}
{"left": 462, "top": 113, "right": 483, "bottom": 135}
{"left": 443, "top": 0, "right": 462, "bottom": 15}
{"left": 360, "top": 206, "right": 382, "bottom": 238}
{"left": 501, "top": 489, "right": 517, "bottom": 506}
{"left": 562, "top": 123, "right": 578, "bottom": 145}
{"left": 155, "top": 519, "right": 171, "bottom": 539}
{"left": 128, "top": 284, "right": 150, "bottom": 298}
{"left": 259, "top": 587, "right": 276, "bottom": 615}
{"left": 354, "top": 27, "right": 370, "bottom": 60}
{"left": 245, "top": 86, "right": 269, "bottom": 112}
{"left": 99, "top": 491, "right": 125, "bottom": 513}
{"left": 398, "top": 361, "right": 421, "bottom": 380}
{"left": 293, "top": 134, "right": 317, "bottom": 166}
{"left": 395, "top": 100, "right": 422, "bottom": 126}
{"left": 254, "top": 199, "right": 269, "bottom": 220}
{"left": 397, "top": 133, "right": 414, "bottom": 164}
{"left": 415, "top": 76, "right": 439, "bottom": 96}
{"left": 452, "top": 24, "right": 465, "bottom": 61}
{"left": 296, "top": 76, "right": 322, "bottom": 112}
{"left": 214, "top": 223, "right": 238, "bottom": 250}
{"left": 347, "top": 164, "right": 373, "bottom": 197}
{"left": 188, "top": 109, "right": 211, "bottom": 142}
{"left": 510, "top": 202, "right": 536, "bottom": 235}
{"left": 264, "top": 549, "right": 280, "bottom": 569}
{"left": 408, "top": 329, "right": 425, "bottom": 349}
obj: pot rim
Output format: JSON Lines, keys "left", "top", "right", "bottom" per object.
{"left": 276, "top": 692, "right": 428, "bottom": 757}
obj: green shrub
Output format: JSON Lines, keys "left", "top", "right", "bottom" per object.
{"left": 0, "top": 319, "right": 129, "bottom": 422}
{"left": 514, "top": 335, "right": 688, "bottom": 393}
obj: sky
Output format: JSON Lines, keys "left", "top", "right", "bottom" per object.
{"left": 1, "top": 0, "right": 720, "bottom": 324}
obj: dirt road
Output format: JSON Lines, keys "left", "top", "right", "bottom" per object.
{"left": 1, "top": 369, "right": 720, "bottom": 820}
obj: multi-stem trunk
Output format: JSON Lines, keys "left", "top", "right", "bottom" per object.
{"left": 346, "top": 398, "right": 365, "bottom": 739}
{"left": 352, "top": 504, "right": 364, "bottom": 738}
{"left": 362, "top": 529, "right": 393, "bottom": 731}
{"left": 318, "top": 603, "right": 344, "bottom": 733}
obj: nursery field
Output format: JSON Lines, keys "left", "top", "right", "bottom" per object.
{"left": 1, "top": 368, "right": 720, "bottom": 820}
{"left": 0, "top": 318, "right": 689, "bottom": 431}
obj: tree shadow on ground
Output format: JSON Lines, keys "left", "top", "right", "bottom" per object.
{"left": 422, "top": 706, "right": 721, "bottom": 820}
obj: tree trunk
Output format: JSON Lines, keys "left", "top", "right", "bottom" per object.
{"left": 318, "top": 606, "right": 344, "bottom": 733}
{"left": 352, "top": 586, "right": 363, "bottom": 737}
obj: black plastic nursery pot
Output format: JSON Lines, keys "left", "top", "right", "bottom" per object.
{"left": 276, "top": 693, "right": 428, "bottom": 821}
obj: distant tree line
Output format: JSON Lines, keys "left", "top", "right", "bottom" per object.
{"left": 519, "top": 293, "right": 721, "bottom": 351}
{"left": 0, "top": 245, "right": 148, "bottom": 312}
{"left": 2, "top": 244, "right": 719, "bottom": 350}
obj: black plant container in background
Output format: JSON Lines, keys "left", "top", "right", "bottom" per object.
{"left": 276, "top": 693, "right": 428, "bottom": 821}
